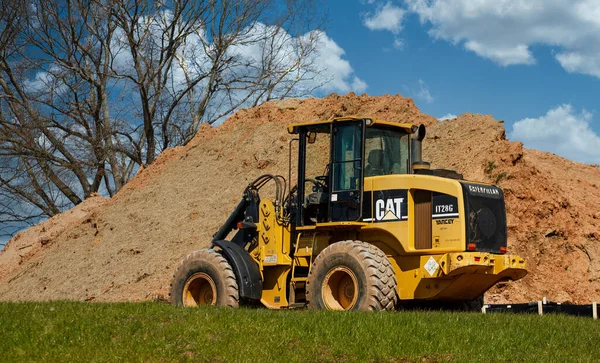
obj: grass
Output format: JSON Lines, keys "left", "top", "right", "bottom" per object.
{"left": 0, "top": 301, "right": 598, "bottom": 362}
{"left": 484, "top": 161, "right": 497, "bottom": 176}
{"left": 484, "top": 160, "right": 509, "bottom": 185}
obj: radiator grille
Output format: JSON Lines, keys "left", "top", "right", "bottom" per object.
{"left": 414, "top": 190, "right": 432, "bottom": 249}
{"left": 461, "top": 183, "right": 507, "bottom": 253}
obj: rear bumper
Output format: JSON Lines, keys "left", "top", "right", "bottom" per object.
{"left": 412, "top": 252, "right": 527, "bottom": 301}
{"left": 439, "top": 252, "right": 527, "bottom": 280}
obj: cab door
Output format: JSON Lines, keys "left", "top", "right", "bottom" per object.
{"left": 330, "top": 121, "right": 364, "bottom": 222}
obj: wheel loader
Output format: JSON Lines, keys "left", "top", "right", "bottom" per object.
{"left": 169, "top": 117, "right": 527, "bottom": 311}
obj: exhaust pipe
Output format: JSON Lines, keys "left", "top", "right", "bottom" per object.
{"left": 411, "top": 124, "right": 430, "bottom": 173}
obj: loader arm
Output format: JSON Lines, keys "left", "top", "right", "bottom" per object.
{"left": 211, "top": 187, "right": 260, "bottom": 248}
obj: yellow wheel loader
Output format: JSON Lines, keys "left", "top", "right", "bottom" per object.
{"left": 169, "top": 117, "right": 527, "bottom": 311}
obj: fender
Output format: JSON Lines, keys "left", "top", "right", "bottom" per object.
{"left": 212, "top": 240, "right": 262, "bottom": 301}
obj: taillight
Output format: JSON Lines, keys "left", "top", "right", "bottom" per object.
{"left": 500, "top": 246, "right": 507, "bottom": 254}
{"left": 467, "top": 243, "right": 477, "bottom": 251}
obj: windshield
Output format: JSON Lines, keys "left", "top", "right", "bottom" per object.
{"left": 364, "top": 127, "right": 410, "bottom": 176}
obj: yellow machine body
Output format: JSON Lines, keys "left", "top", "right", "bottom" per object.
{"left": 243, "top": 117, "right": 525, "bottom": 308}
{"left": 185, "top": 116, "right": 527, "bottom": 310}
{"left": 249, "top": 184, "right": 526, "bottom": 309}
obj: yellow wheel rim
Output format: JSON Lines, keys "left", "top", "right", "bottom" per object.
{"left": 322, "top": 266, "right": 358, "bottom": 310}
{"left": 182, "top": 272, "right": 216, "bottom": 307}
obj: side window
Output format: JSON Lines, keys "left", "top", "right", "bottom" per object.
{"left": 299, "top": 127, "right": 331, "bottom": 225}
{"left": 333, "top": 124, "right": 362, "bottom": 191}
{"left": 304, "top": 129, "right": 330, "bottom": 195}
{"left": 365, "top": 128, "right": 409, "bottom": 176}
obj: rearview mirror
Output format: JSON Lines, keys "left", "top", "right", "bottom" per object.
{"left": 307, "top": 131, "right": 317, "bottom": 144}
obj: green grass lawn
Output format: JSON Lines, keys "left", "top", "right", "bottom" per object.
{"left": 0, "top": 301, "right": 598, "bottom": 362}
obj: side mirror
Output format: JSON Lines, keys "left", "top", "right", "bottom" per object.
{"left": 307, "top": 131, "right": 317, "bottom": 144}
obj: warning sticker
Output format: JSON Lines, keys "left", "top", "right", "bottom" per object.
{"left": 264, "top": 255, "right": 277, "bottom": 263}
{"left": 424, "top": 256, "right": 439, "bottom": 276}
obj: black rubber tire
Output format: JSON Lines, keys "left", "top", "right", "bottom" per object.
{"left": 306, "top": 241, "right": 397, "bottom": 311}
{"left": 169, "top": 249, "right": 239, "bottom": 307}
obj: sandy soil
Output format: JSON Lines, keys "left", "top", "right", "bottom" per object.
{"left": 0, "top": 93, "right": 598, "bottom": 304}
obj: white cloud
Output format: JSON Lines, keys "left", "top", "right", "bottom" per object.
{"left": 405, "top": 0, "right": 600, "bottom": 76}
{"left": 438, "top": 113, "right": 457, "bottom": 121}
{"left": 229, "top": 26, "right": 367, "bottom": 94}
{"left": 402, "top": 79, "right": 434, "bottom": 104}
{"left": 511, "top": 104, "right": 600, "bottom": 164}
{"left": 416, "top": 79, "right": 434, "bottom": 103}
{"left": 23, "top": 70, "right": 55, "bottom": 92}
{"left": 312, "top": 31, "right": 368, "bottom": 93}
{"left": 23, "top": 65, "right": 68, "bottom": 95}
{"left": 112, "top": 18, "right": 366, "bottom": 103}
{"left": 363, "top": 2, "right": 406, "bottom": 34}
{"left": 464, "top": 41, "right": 534, "bottom": 66}
{"left": 555, "top": 51, "right": 600, "bottom": 78}
{"left": 393, "top": 38, "right": 404, "bottom": 49}
{"left": 351, "top": 77, "right": 368, "bottom": 93}
{"left": 110, "top": 28, "right": 134, "bottom": 71}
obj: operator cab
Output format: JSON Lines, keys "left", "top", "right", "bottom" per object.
{"left": 288, "top": 117, "right": 419, "bottom": 226}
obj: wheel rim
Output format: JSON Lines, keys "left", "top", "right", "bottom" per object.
{"left": 182, "top": 272, "right": 216, "bottom": 307}
{"left": 322, "top": 266, "right": 358, "bottom": 310}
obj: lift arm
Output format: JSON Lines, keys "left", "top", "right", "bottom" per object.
{"left": 211, "top": 187, "right": 260, "bottom": 247}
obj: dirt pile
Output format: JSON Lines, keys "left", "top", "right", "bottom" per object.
{"left": 0, "top": 93, "right": 598, "bottom": 304}
{"left": 0, "top": 195, "right": 107, "bottom": 280}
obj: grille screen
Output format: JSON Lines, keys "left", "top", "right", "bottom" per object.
{"left": 414, "top": 190, "right": 432, "bottom": 249}
{"left": 461, "top": 183, "right": 507, "bottom": 253}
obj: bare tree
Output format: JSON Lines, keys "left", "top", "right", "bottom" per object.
{"left": 0, "top": 0, "right": 61, "bottom": 232}
{"left": 24, "top": 0, "right": 138, "bottom": 194}
{"left": 170, "top": 0, "right": 326, "bottom": 145}
{"left": 0, "top": 0, "right": 129, "bottom": 233}
{"left": 0, "top": 0, "right": 326, "bottom": 237}
{"left": 109, "top": 0, "right": 209, "bottom": 163}
{"left": 111, "top": 0, "right": 325, "bottom": 157}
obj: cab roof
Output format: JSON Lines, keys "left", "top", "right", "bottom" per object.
{"left": 287, "top": 116, "right": 416, "bottom": 134}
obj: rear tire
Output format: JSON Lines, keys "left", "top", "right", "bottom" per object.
{"left": 306, "top": 241, "right": 397, "bottom": 311}
{"left": 169, "top": 249, "right": 239, "bottom": 307}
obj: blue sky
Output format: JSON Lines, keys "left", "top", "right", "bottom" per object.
{"left": 316, "top": 0, "right": 600, "bottom": 165}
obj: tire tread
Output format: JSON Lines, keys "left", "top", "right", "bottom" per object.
{"left": 306, "top": 240, "right": 398, "bottom": 311}
{"left": 169, "top": 249, "right": 239, "bottom": 307}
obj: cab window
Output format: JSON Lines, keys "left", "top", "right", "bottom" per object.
{"left": 364, "top": 127, "right": 409, "bottom": 177}
{"left": 332, "top": 124, "right": 362, "bottom": 191}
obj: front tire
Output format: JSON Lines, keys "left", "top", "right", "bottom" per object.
{"left": 169, "top": 249, "right": 239, "bottom": 307}
{"left": 306, "top": 241, "right": 397, "bottom": 311}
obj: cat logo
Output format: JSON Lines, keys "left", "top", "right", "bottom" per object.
{"left": 375, "top": 198, "right": 404, "bottom": 221}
